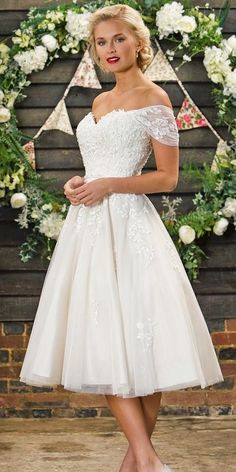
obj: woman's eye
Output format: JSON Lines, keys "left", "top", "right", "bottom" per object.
{"left": 97, "top": 37, "right": 124, "bottom": 46}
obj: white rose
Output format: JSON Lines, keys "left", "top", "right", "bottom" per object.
{"left": 213, "top": 217, "right": 229, "bottom": 235}
{"left": 227, "top": 35, "right": 236, "bottom": 55}
{"left": 179, "top": 225, "right": 196, "bottom": 244}
{"left": 176, "top": 15, "right": 197, "bottom": 33}
{"left": 0, "top": 106, "right": 10, "bottom": 122}
{"left": 41, "top": 34, "right": 58, "bottom": 52}
{"left": 222, "top": 197, "right": 236, "bottom": 217}
{"left": 10, "top": 192, "right": 27, "bottom": 208}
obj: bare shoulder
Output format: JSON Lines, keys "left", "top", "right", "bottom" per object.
{"left": 145, "top": 85, "right": 173, "bottom": 110}
{"left": 92, "top": 91, "right": 109, "bottom": 111}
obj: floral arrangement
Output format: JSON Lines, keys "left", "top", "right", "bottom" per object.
{"left": 0, "top": 0, "right": 235, "bottom": 280}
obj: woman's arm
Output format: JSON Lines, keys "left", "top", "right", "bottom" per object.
{"left": 107, "top": 140, "right": 179, "bottom": 195}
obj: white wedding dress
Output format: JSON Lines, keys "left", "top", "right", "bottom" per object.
{"left": 19, "top": 104, "right": 224, "bottom": 397}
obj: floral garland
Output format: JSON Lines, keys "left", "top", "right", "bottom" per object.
{"left": 0, "top": 0, "right": 235, "bottom": 280}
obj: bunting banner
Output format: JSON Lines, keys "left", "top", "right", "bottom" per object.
{"left": 176, "top": 97, "right": 208, "bottom": 130}
{"left": 34, "top": 98, "right": 74, "bottom": 139}
{"left": 211, "top": 139, "right": 231, "bottom": 173}
{"left": 144, "top": 43, "right": 178, "bottom": 81}
{"left": 22, "top": 140, "right": 36, "bottom": 170}
{"left": 67, "top": 47, "right": 102, "bottom": 90}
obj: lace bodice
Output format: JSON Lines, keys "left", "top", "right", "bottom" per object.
{"left": 76, "top": 104, "right": 179, "bottom": 182}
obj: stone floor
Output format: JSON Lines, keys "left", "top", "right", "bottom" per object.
{"left": 0, "top": 416, "right": 235, "bottom": 472}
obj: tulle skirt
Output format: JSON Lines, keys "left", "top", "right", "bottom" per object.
{"left": 19, "top": 193, "right": 224, "bottom": 397}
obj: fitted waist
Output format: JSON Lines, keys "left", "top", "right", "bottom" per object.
{"left": 84, "top": 171, "right": 142, "bottom": 182}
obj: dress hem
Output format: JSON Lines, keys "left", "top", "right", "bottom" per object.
{"left": 19, "top": 374, "right": 224, "bottom": 398}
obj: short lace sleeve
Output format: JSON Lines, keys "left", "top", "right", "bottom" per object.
{"left": 136, "top": 105, "right": 179, "bottom": 146}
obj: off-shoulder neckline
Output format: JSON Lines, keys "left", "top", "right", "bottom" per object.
{"left": 90, "top": 104, "right": 174, "bottom": 125}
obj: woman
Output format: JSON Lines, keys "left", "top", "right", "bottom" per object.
{"left": 20, "top": 4, "right": 224, "bottom": 472}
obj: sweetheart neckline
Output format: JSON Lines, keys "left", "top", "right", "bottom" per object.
{"left": 89, "top": 104, "right": 174, "bottom": 125}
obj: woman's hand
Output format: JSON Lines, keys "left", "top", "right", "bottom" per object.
{"left": 63, "top": 175, "right": 85, "bottom": 205}
{"left": 64, "top": 175, "right": 112, "bottom": 206}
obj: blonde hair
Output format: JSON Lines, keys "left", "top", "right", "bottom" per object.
{"left": 87, "top": 3, "right": 154, "bottom": 73}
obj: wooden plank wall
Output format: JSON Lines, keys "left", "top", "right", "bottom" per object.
{"left": 0, "top": 0, "right": 235, "bottom": 329}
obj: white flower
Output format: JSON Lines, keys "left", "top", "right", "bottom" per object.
{"left": 222, "top": 197, "right": 236, "bottom": 217}
{"left": 223, "top": 70, "right": 236, "bottom": 98}
{"left": 42, "top": 203, "right": 53, "bottom": 211}
{"left": 14, "top": 45, "right": 48, "bottom": 74}
{"left": 0, "top": 106, "right": 10, "bottom": 122}
{"left": 5, "top": 91, "right": 18, "bottom": 109}
{"left": 221, "top": 35, "right": 236, "bottom": 56}
{"left": 155, "top": 1, "right": 184, "bottom": 38}
{"left": 179, "top": 225, "right": 196, "bottom": 244}
{"left": 39, "top": 212, "right": 64, "bottom": 240}
{"left": 47, "top": 23, "right": 56, "bottom": 31}
{"left": 10, "top": 192, "right": 27, "bottom": 208}
{"left": 213, "top": 217, "right": 229, "bottom": 236}
{"left": 203, "top": 46, "right": 231, "bottom": 84}
{"left": 209, "top": 13, "right": 215, "bottom": 21}
{"left": 176, "top": 15, "right": 197, "bottom": 33}
{"left": 183, "top": 54, "right": 191, "bottom": 62}
{"left": 31, "top": 209, "right": 42, "bottom": 219}
{"left": 0, "top": 89, "right": 4, "bottom": 103}
{"left": 182, "top": 33, "right": 190, "bottom": 46}
{"left": 65, "top": 10, "right": 92, "bottom": 40}
{"left": 41, "top": 34, "right": 58, "bottom": 52}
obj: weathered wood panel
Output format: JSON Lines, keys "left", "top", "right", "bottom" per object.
{"left": 0, "top": 1, "right": 235, "bottom": 324}
{"left": 0, "top": 294, "right": 235, "bottom": 321}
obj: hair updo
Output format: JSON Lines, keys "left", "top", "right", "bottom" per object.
{"left": 87, "top": 3, "right": 154, "bottom": 73}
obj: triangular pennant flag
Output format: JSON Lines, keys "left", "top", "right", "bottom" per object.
{"left": 68, "top": 48, "right": 102, "bottom": 89}
{"left": 211, "top": 139, "right": 231, "bottom": 173}
{"left": 176, "top": 97, "right": 208, "bottom": 130}
{"left": 35, "top": 98, "right": 74, "bottom": 137}
{"left": 144, "top": 46, "right": 177, "bottom": 81}
{"left": 22, "top": 140, "right": 36, "bottom": 170}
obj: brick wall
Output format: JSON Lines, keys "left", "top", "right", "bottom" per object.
{"left": 0, "top": 320, "right": 235, "bottom": 418}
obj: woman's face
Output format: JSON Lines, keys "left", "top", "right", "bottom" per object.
{"left": 94, "top": 19, "right": 141, "bottom": 72}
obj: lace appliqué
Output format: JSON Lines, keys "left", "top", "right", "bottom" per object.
{"left": 136, "top": 317, "right": 159, "bottom": 352}
{"left": 90, "top": 297, "right": 99, "bottom": 325}
{"left": 165, "top": 239, "right": 181, "bottom": 272}
{"left": 110, "top": 194, "right": 158, "bottom": 267}
{"left": 74, "top": 203, "right": 103, "bottom": 246}
{"left": 135, "top": 105, "right": 179, "bottom": 146}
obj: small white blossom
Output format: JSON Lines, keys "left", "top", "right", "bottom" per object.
{"left": 183, "top": 54, "right": 191, "bottom": 62}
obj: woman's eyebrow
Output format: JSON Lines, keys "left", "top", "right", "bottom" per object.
{"left": 95, "top": 33, "right": 124, "bottom": 40}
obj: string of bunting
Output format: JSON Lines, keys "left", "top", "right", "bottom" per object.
{"left": 23, "top": 39, "right": 225, "bottom": 172}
